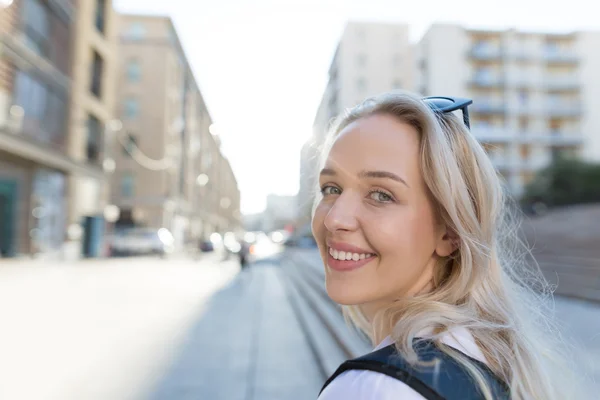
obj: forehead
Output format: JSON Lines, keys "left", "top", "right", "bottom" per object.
{"left": 325, "top": 114, "right": 421, "bottom": 176}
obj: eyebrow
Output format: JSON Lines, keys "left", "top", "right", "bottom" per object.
{"left": 319, "top": 168, "right": 410, "bottom": 188}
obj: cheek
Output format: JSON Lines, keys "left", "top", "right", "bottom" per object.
{"left": 367, "top": 206, "right": 437, "bottom": 254}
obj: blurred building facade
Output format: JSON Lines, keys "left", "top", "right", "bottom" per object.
{"left": 299, "top": 22, "right": 600, "bottom": 223}
{"left": 66, "top": 0, "right": 118, "bottom": 258}
{"left": 112, "top": 14, "right": 241, "bottom": 249}
{"left": 263, "top": 194, "right": 297, "bottom": 233}
{"left": 298, "top": 21, "right": 413, "bottom": 223}
{"left": 0, "top": 0, "right": 117, "bottom": 258}
{"left": 416, "top": 24, "right": 600, "bottom": 195}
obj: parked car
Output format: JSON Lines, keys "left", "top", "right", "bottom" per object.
{"left": 198, "top": 240, "right": 214, "bottom": 252}
{"left": 109, "top": 227, "right": 175, "bottom": 257}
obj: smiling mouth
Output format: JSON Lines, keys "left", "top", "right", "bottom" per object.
{"left": 326, "top": 247, "right": 377, "bottom": 272}
{"left": 328, "top": 247, "right": 376, "bottom": 261}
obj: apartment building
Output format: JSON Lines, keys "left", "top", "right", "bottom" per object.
{"left": 113, "top": 14, "right": 241, "bottom": 248}
{"left": 298, "top": 21, "right": 413, "bottom": 222}
{"left": 416, "top": 23, "right": 600, "bottom": 195}
{"left": 0, "top": 0, "right": 117, "bottom": 258}
{"left": 67, "top": 0, "right": 118, "bottom": 258}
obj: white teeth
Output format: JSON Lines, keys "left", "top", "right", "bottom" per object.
{"left": 329, "top": 248, "right": 374, "bottom": 261}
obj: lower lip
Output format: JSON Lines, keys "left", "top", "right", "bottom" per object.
{"left": 327, "top": 253, "right": 376, "bottom": 272}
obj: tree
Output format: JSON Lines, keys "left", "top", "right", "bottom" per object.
{"left": 521, "top": 158, "right": 600, "bottom": 209}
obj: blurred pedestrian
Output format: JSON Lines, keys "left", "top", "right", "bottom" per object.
{"left": 238, "top": 240, "right": 250, "bottom": 269}
{"left": 313, "top": 92, "right": 580, "bottom": 400}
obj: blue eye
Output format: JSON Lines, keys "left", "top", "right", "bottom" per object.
{"left": 320, "top": 185, "right": 341, "bottom": 196}
{"left": 369, "top": 190, "right": 394, "bottom": 203}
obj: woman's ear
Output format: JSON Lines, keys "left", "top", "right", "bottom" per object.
{"left": 435, "top": 226, "right": 459, "bottom": 257}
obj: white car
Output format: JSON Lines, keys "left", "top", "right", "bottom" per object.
{"left": 110, "top": 228, "right": 175, "bottom": 257}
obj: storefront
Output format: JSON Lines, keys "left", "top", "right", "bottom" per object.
{"left": 30, "top": 169, "right": 67, "bottom": 257}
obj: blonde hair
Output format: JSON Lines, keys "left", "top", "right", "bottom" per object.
{"left": 312, "top": 92, "right": 582, "bottom": 399}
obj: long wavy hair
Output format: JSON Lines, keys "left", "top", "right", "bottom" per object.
{"left": 312, "top": 91, "right": 582, "bottom": 399}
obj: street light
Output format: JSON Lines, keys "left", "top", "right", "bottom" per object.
{"left": 102, "top": 158, "right": 116, "bottom": 173}
{"left": 196, "top": 173, "right": 209, "bottom": 186}
{"left": 103, "top": 119, "right": 122, "bottom": 174}
{"left": 103, "top": 205, "right": 121, "bottom": 223}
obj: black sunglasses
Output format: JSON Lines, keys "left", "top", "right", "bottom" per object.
{"left": 422, "top": 96, "right": 473, "bottom": 129}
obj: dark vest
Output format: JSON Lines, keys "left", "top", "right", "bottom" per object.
{"left": 320, "top": 339, "right": 510, "bottom": 400}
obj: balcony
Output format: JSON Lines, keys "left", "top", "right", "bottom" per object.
{"left": 546, "top": 102, "right": 582, "bottom": 117}
{"left": 471, "top": 101, "right": 506, "bottom": 115}
{"left": 520, "top": 156, "right": 555, "bottom": 172}
{"left": 507, "top": 76, "right": 538, "bottom": 89}
{"left": 468, "top": 75, "right": 505, "bottom": 88}
{"left": 472, "top": 127, "right": 513, "bottom": 143}
{"left": 543, "top": 51, "right": 579, "bottom": 64}
{"left": 508, "top": 104, "right": 543, "bottom": 116}
{"left": 531, "top": 133, "right": 583, "bottom": 146}
{"left": 468, "top": 46, "right": 504, "bottom": 61}
{"left": 488, "top": 157, "right": 512, "bottom": 171}
{"left": 544, "top": 77, "right": 581, "bottom": 91}
{"left": 509, "top": 51, "right": 535, "bottom": 62}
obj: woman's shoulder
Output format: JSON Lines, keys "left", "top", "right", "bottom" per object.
{"left": 318, "top": 368, "right": 427, "bottom": 400}
{"left": 318, "top": 327, "right": 487, "bottom": 400}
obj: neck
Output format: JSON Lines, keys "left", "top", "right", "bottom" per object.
{"left": 365, "top": 279, "right": 436, "bottom": 346}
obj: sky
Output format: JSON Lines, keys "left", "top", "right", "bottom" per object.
{"left": 114, "top": 0, "right": 597, "bottom": 214}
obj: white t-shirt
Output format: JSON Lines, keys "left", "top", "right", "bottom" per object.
{"left": 318, "top": 327, "right": 487, "bottom": 400}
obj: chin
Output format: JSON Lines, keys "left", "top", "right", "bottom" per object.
{"left": 325, "top": 277, "right": 371, "bottom": 306}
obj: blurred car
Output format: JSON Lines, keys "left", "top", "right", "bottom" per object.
{"left": 199, "top": 240, "right": 214, "bottom": 252}
{"left": 110, "top": 227, "right": 175, "bottom": 257}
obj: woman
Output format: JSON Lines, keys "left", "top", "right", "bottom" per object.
{"left": 311, "top": 92, "right": 580, "bottom": 399}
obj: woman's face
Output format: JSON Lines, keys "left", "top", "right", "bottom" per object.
{"left": 311, "top": 113, "right": 455, "bottom": 315}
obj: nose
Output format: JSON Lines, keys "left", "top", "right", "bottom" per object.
{"left": 323, "top": 193, "right": 359, "bottom": 233}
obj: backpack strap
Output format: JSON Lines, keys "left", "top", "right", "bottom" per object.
{"left": 320, "top": 339, "right": 510, "bottom": 400}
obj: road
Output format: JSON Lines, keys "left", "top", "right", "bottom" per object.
{"left": 0, "top": 251, "right": 597, "bottom": 399}
{"left": 0, "top": 255, "right": 241, "bottom": 400}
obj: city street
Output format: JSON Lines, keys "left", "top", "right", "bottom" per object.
{"left": 0, "top": 255, "right": 241, "bottom": 400}
{"left": 0, "top": 250, "right": 598, "bottom": 399}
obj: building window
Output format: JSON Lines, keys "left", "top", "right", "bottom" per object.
{"left": 91, "top": 51, "right": 104, "bottom": 98}
{"left": 121, "top": 173, "right": 135, "bottom": 197}
{"left": 12, "top": 70, "right": 67, "bottom": 149}
{"left": 86, "top": 114, "right": 102, "bottom": 162}
{"left": 95, "top": 0, "right": 106, "bottom": 34}
{"left": 21, "top": 0, "right": 49, "bottom": 57}
{"left": 126, "top": 22, "right": 146, "bottom": 40}
{"left": 21, "top": 0, "right": 71, "bottom": 74}
{"left": 126, "top": 60, "right": 141, "bottom": 82}
{"left": 123, "top": 134, "right": 137, "bottom": 156}
{"left": 124, "top": 98, "right": 139, "bottom": 119}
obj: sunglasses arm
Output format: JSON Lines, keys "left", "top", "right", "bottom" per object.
{"left": 462, "top": 107, "right": 471, "bottom": 129}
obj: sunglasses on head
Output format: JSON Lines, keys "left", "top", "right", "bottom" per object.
{"left": 422, "top": 96, "right": 473, "bottom": 129}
